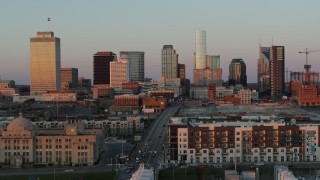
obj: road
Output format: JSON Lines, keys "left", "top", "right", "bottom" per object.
{"left": 117, "top": 102, "right": 181, "bottom": 180}
{"left": 0, "top": 103, "right": 181, "bottom": 179}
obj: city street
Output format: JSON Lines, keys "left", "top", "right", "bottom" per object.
{"left": 117, "top": 102, "right": 181, "bottom": 180}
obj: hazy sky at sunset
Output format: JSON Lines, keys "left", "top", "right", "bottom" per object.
{"left": 0, "top": 0, "right": 319, "bottom": 84}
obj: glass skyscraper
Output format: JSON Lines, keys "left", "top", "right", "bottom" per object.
{"left": 257, "top": 46, "right": 271, "bottom": 92}
{"left": 161, "top": 45, "right": 178, "bottom": 78}
{"left": 195, "top": 30, "right": 206, "bottom": 69}
{"left": 229, "top": 58, "right": 247, "bottom": 86}
{"left": 120, "top": 51, "right": 145, "bottom": 82}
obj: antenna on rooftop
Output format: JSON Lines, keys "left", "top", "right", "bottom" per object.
{"left": 47, "top": 17, "right": 51, "bottom": 31}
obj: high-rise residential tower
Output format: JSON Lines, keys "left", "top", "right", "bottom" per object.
{"left": 206, "top": 55, "right": 220, "bottom": 69}
{"left": 229, "top": 58, "right": 247, "bottom": 86}
{"left": 161, "top": 45, "right": 178, "bottom": 78}
{"left": 270, "top": 46, "right": 285, "bottom": 97}
{"left": 195, "top": 30, "right": 206, "bottom": 69}
{"left": 93, "top": 52, "right": 116, "bottom": 85}
{"left": 257, "top": 46, "right": 271, "bottom": 92}
{"left": 61, "top": 68, "right": 78, "bottom": 90}
{"left": 119, "top": 51, "right": 145, "bottom": 82}
{"left": 30, "top": 31, "right": 61, "bottom": 95}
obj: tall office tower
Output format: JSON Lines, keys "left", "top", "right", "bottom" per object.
{"left": 119, "top": 51, "right": 145, "bottom": 82}
{"left": 30, "top": 31, "right": 61, "bottom": 95}
{"left": 178, "top": 64, "right": 186, "bottom": 80}
{"left": 110, "top": 58, "right": 130, "bottom": 88}
{"left": 61, "top": 68, "right": 78, "bottom": 90}
{"left": 270, "top": 46, "right": 285, "bottom": 97}
{"left": 257, "top": 47, "right": 271, "bottom": 92}
{"left": 228, "top": 58, "right": 247, "bottom": 86}
{"left": 195, "top": 30, "right": 206, "bottom": 69}
{"left": 206, "top": 55, "right": 220, "bottom": 69}
{"left": 93, "top": 52, "right": 116, "bottom": 85}
{"left": 161, "top": 45, "right": 178, "bottom": 78}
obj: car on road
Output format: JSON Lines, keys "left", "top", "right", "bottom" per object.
{"left": 64, "top": 169, "right": 74, "bottom": 172}
{"left": 159, "top": 135, "right": 162, "bottom": 138}
{"left": 125, "top": 169, "right": 131, "bottom": 173}
{"left": 254, "top": 162, "right": 264, "bottom": 166}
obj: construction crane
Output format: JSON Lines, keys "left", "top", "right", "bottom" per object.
{"left": 299, "top": 48, "right": 320, "bottom": 84}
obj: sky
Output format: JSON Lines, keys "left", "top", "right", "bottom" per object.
{"left": 0, "top": 0, "right": 320, "bottom": 85}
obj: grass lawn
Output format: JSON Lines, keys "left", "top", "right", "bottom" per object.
{"left": 0, "top": 171, "right": 117, "bottom": 180}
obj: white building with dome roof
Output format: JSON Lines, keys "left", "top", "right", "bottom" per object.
{"left": 0, "top": 113, "right": 103, "bottom": 168}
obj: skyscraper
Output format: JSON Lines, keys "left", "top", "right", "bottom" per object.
{"left": 257, "top": 47, "right": 271, "bottom": 92}
{"left": 195, "top": 30, "right": 206, "bottom": 69}
{"left": 110, "top": 58, "right": 130, "bottom": 88}
{"left": 206, "top": 55, "right": 220, "bottom": 69}
{"left": 161, "top": 45, "right": 178, "bottom": 78}
{"left": 229, "top": 58, "right": 247, "bottom": 86}
{"left": 178, "top": 64, "right": 185, "bottom": 80}
{"left": 119, "top": 51, "right": 145, "bottom": 82}
{"left": 270, "top": 46, "right": 285, "bottom": 97}
{"left": 30, "top": 31, "right": 61, "bottom": 95}
{"left": 93, "top": 52, "right": 116, "bottom": 85}
{"left": 61, "top": 68, "right": 78, "bottom": 90}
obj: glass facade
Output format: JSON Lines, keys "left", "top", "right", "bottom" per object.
{"left": 161, "top": 45, "right": 178, "bottom": 78}
{"left": 120, "top": 51, "right": 145, "bottom": 82}
{"left": 195, "top": 30, "right": 206, "bottom": 69}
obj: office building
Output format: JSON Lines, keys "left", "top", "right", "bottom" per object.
{"left": 110, "top": 58, "right": 129, "bottom": 88}
{"left": 119, "top": 51, "right": 145, "bottom": 82}
{"left": 229, "top": 59, "right": 247, "bottom": 86}
{"left": 257, "top": 47, "right": 270, "bottom": 92}
{"left": 195, "top": 31, "right": 206, "bottom": 69}
{"left": 93, "top": 51, "right": 116, "bottom": 85}
{"left": 61, "top": 68, "right": 78, "bottom": 90}
{"left": 161, "top": 45, "right": 178, "bottom": 78}
{"left": 30, "top": 31, "right": 61, "bottom": 95}
{"left": 178, "top": 64, "right": 185, "bottom": 80}
{"left": 270, "top": 46, "right": 285, "bottom": 97}
{"left": 206, "top": 55, "right": 220, "bottom": 69}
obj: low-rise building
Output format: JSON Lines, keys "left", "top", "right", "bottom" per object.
{"left": 237, "top": 89, "right": 251, "bottom": 104}
{"left": 0, "top": 114, "right": 102, "bottom": 167}
{"left": 142, "top": 97, "right": 167, "bottom": 113}
{"left": 298, "top": 85, "right": 320, "bottom": 106}
{"left": 92, "top": 84, "right": 114, "bottom": 99}
{"left": 190, "top": 86, "right": 208, "bottom": 100}
{"left": 168, "top": 117, "right": 320, "bottom": 164}
{"left": 0, "top": 80, "right": 16, "bottom": 96}
{"left": 42, "top": 91, "right": 77, "bottom": 102}
{"left": 148, "top": 89, "right": 175, "bottom": 102}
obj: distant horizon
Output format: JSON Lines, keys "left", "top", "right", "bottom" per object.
{"left": 0, "top": 0, "right": 319, "bottom": 85}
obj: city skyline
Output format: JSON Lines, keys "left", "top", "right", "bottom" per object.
{"left": 0, "top": 0, "right": 319, "bottom": 84}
